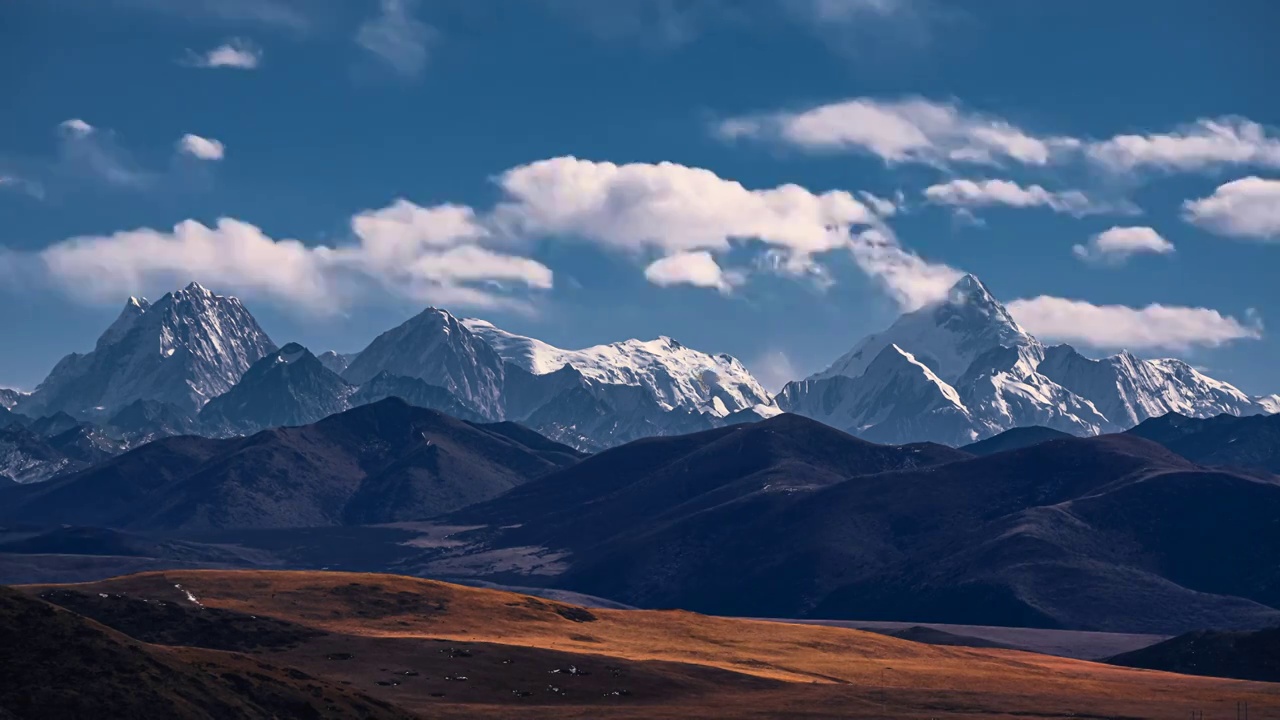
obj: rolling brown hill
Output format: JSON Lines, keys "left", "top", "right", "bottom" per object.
{"left": 0, "top": 584, "right": 410, "bottom": 720}
{"left": 19, "top": 569, "right": 1280, "bottom": 719}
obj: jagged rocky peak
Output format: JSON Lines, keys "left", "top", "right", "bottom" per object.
{"left": 198, "top": 341, "right": 351, "bottom": 434}
{"left": 17, "top": 282, "right": 276, "bottom": 417}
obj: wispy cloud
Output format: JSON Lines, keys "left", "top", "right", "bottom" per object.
{"left": 55, "top": 118, "right": 151, "bottom": 188}
{"left": 356, "top": 0, "right": 436, "bottom": 78}
{"left": 0, "top": 174, "right": 45, "bottom": 200}
{"left": 117, "top": 0, "right": 312, "bottom": 32}
{"left": 718, "top": 97, "right": 1079, "bottom": 168}
{"left": 1086, "top": 118, "right": 1280, "bottom": 173}
{"left": 1008, "top": 296, "right": 1260, "bottom": 351}
{"left": 923, "top": 179, "right": 1134, "bottom": 217}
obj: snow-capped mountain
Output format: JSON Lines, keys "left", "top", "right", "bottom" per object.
{"left": 17, "top": 283, "right": 276, "bottom": 418}
{"left": 779, "top": 274, "right": 1275, "bottom": 444}
{"left": 199, "top": 343, "right": 354, "bottom": 434}
{"left": 463, "top": 319, "right": 774, "bottom": 417}
{"left": 1039, "top": 346, "right": 1275, "bottom": 425}
{"left": 343, "top": 308, "right": 508, "bottom": 420}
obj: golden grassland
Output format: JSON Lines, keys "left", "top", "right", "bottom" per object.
{"left": 28, "top": 569, "right": 1280, "bottom": 719}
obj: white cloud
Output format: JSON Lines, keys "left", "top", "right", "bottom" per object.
{"left": 176, "top": 134, "right": 226, "bottom": 161}
{"left": 718, "top": 97, "right": 1078, "bottom": 167}
{"left": 59, "top": 119, "right": 94, "bottom": 138}
{"left": 643, "top": 251, "right": 739, "bottom": 292}
{"left": 848, "top": 227, "right": 963, "bottom": 310}
{"left": 1008, "top": 296, "right": 1261, "bottom": 351}
{"left": 22, "top": 199, "right": 553, "bottom": 314}
{"left": 492, "top": 156, "right": 955, "bottom": 310}
{"left": 14, "top": 155, "right": 963, "bottom": 314}
{"left": 356, "top": 0, "right": 435, "bottom": 78}
{"left": 923, "top": 178, "right": 1128, "bottom": 217}
{"left": 1183, "top": 176, "right": 1280, "bottom": 241}
{"left": 1072, "top": 226, "right": 1175, "bottom": 265}
{"left": 494, "top": 156, "right": 875, "bottom": 257}
{"left": 1087, "top": 118, "right": 1280, "bottom": 173}
{"left": 188, "top": 39, "right": 261, "bottom": 69}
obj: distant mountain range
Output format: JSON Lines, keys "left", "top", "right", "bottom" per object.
{"left": 3, "top": 393, "right": 1280, "bottom": 635}
{"left": 1, "top": 398, "right": 581, "bottom": 531}
{"left": 3, "top": 277, "right": 1275, "bottom": 486}
{"left": 446, "top": 413, "right": 1280, "bottom": 634}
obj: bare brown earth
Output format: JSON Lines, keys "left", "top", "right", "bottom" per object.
{"left": 23, "top": 569, "right": 1280, "bottom": 719}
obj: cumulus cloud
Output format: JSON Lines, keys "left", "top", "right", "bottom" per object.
{"left": 718, "top": 97, "right": 1078, "bottom": 167}
{"left": 1086, "top": 118, "right": 1280, "bottom": 173}
{"left": 176, "top": 134, "right": 225, "bottom": 161}
{"left": 490, "top": 156, "right": 955, "bottom": 308}
{"left": 1072, "top": 226, "right": 1175, "bottom": 265}
{"left": 1182, "top": 177, "right": 1280, "bottom": 241}
{"left": 59, "top": 119, "right": 94, "bottom": 137}
{"left": 1008, "top": 296, "right": 1261, "bottom": 351}
{"left": 356, "top": 0, "right": 435, "bottom": 78}
{"left": 643, "top": 251, "right": 739, "bottom": 292}
{"left": 187, "top": 39, "right": 261, "bottom": 69}
{"left": 21, "top": 199, "right": 553, "bottom": 314}
{"left": 13, "top": 155, "right": 961, "bottom": 314}
{"left": 923, "top": 178, "right": 1129, "bottom": 217}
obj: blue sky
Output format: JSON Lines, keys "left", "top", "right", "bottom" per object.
{"left": 2, "top": 0, "right": 1278, "bottom": 394}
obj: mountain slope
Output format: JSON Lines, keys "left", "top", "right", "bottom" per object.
{"left": 0, "top": 424, "right": 123, "bottom": 484}
{"left": 0, "top": 586, "right": 410, "bottom": 720}
{"left": 962, "top": 426, "right": 1071, "bottom": 456}
{"left": 17, "top": 284, "right": 276, "bottom": 417}
{"left": 1108, "top": 626, "right": 1280, "bottom": 682}
{"left": 776, "top": 344, "right": 979, "bottom": 445}
{"left": 198, "top": 343, "right": 352, "bottom": 434}
{"left": 2, "top": 399, "right": 579, "bottom": 530}
{"left": 453, "top": 429, "right": 1280, "bottom": 634}
{"left": 343, "top": 309, "right": 507, "bottom": 420}
{"left": 1127, "top": 412, "right": 1280, "bottom": 474}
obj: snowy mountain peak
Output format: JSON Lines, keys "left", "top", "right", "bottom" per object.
{"left": 816, "top": 274, "right": 1034, "bottom": 385}
{"left": 461, "top": 318, "right": 773, "bottom": 417}
{"left": 342, "top": 307, "right": 507, "bottom": 419}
